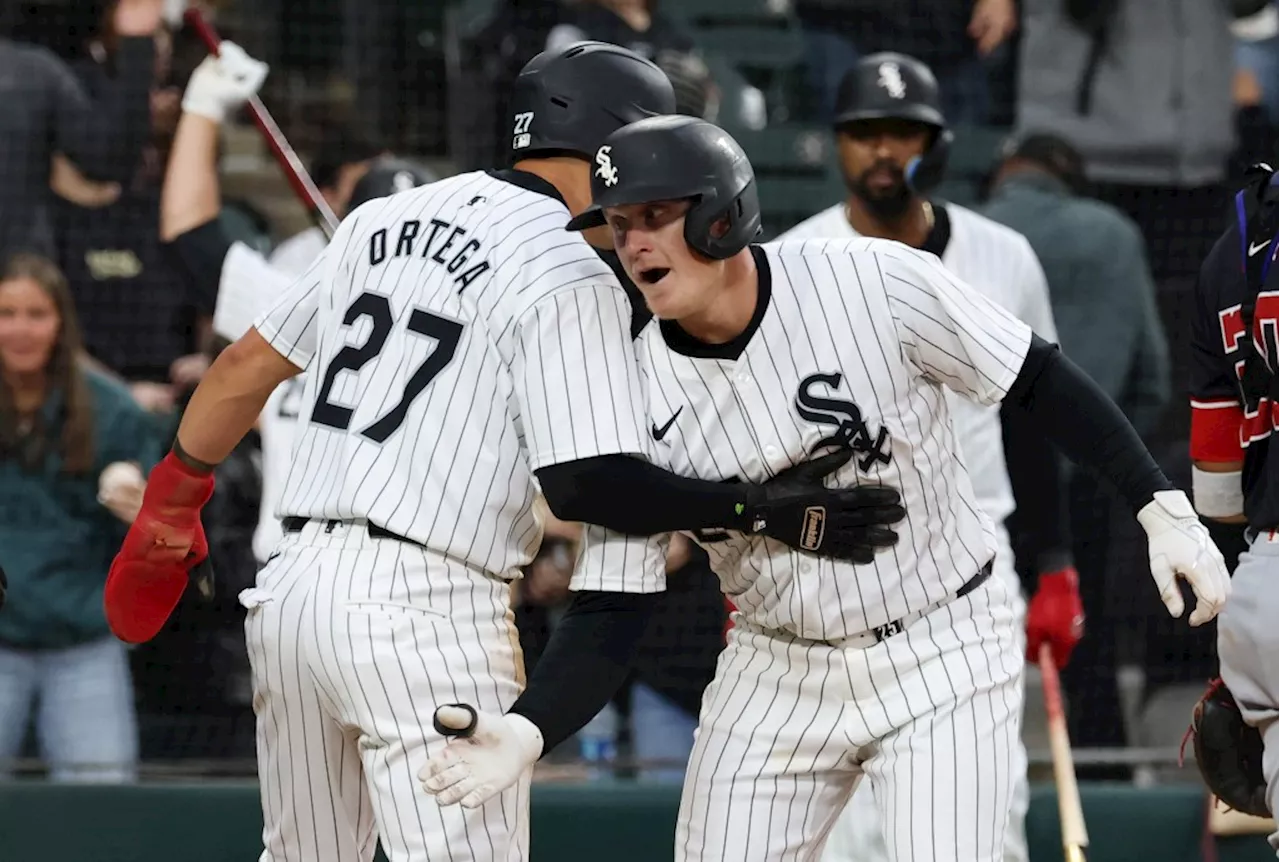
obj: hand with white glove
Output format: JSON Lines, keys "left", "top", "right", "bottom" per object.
{"left": 419, "top": 704, "right": 543, "bottom": 809}
{"left": 1136, "top": 490, "right": 1232, "bottom": 626}
{"left": 181, "top": 42, "right": 268, "bottom": 124}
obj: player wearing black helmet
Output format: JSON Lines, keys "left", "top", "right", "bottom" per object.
{"left": 121, "top": 38, "right": 915, "bottom": 862}
{"left": 425, "top": 114, "right": 1231, "bottom": 862}
{"left": 785, "top": 54, "right": 1078, "bottom": 862}
{"left": 344, "top": 155, "right": 438, "bottom": 212}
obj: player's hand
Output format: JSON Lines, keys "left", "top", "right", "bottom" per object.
{"left": 113, "top": 0, "right": 165, "bottom": 37}
{"left": 181, "top": 42, "right": 268, "bottom": 124}
{"left": 419, "top": 705, "right": 543, "bottom": 809}
{"left": 968, "top": 0, "right": 1017, "bottom": 56}
{"left": 744, "top": 450, "right": 906, "bottom": 564}
{"left": 1025, "top": 567, "right": 1085, "bottom": 669}
{"left": 1135, "top": 490, "right": 1231, "bottom": 627}
{"left": 104, "top": 452, "right": 216, "bottom": 643}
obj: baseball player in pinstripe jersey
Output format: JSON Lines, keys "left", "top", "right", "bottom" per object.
{"left": 778, "top": 53, "right": 1084, "bottom": 862}
{"left": 421, "top": 115, "right": 1232, "bottom": 862}
{"left": 101, "top": 44, "right": 908, "bottom": 862}
{"left": 156, "top": 43, "right": 436, "bottom": 567}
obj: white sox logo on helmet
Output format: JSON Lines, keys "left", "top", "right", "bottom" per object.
{"left": 877, "top": 62, "right": 907, "bottom": 99}
{"left": 595, "top": 145, "right": 619, "bottom": 187}
{"left": 391, "top": 171, "right": 417, "bottom": 193}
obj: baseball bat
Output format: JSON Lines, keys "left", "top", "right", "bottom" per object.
{"left": 182, "top": 8, "right": 340, "bottom": 238}
{"left": 1040, "top": 643, "right": 1090, "bottom": 862}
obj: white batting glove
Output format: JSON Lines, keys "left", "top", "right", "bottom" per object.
{"left": 1136, "top": 490, "right": 1232, "bottom": 626}
{"left": 419, "top": 705, "right": 543, "bottom": 809}
{"left": 181, "top": 42, "right": 268, "bottom": 124}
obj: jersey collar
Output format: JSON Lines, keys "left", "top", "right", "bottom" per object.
{"left": 487, "top": 169, "right": 568, "bottom": 208}
{"left": 659, "top": 245, "right": 772, "bottom": 360}
{"left": 921, "top": 201, "right": 952, "bottom": 258}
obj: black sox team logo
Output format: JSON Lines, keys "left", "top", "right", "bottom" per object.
{"left": 795, "top": 372, "right": 892, "bottom": 472}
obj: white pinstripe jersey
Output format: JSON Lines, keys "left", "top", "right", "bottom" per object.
{"left": 574, "top": 239, "right": 1033, "bottom": 641}
{"left": 779, "top": 201, "right": 1058, "bottom": 530}
{"left": 253, "top": 170, "right": 649, "bottom": 576}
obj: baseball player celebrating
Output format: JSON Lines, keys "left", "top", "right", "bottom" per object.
{"left": 778, "top": 53, "right": 1081, "bottom": 862}
{"left": 102, "top": 44, "right": 908, "bottom": 862}
{"left": 158, "top": 42, "right": 436, "bottom": 566}
{"left": 1186, "top": 162, "right": 1278, "bottom": 844}
{"left": 421, "top": 115, "right": 1232, "bottom": 862}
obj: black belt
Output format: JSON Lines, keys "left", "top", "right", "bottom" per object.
{"left": 282, "top": 516, "right": 416, "bottom": 546}
{"left": 836, "top": 559, "right": 994, "bottom": 647}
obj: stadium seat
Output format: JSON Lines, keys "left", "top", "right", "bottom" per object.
{"left": 933, "top": 124, "right": 1010, "bottom": 207}
{"left": 670, "top": 0, "right": 807, "bottom": 124}
{"left": 735, "top": 125, "right": 845, "bottom": 238}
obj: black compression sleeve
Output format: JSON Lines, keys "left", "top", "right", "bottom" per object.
{"left": 507, "top": 590, "right": 658, "bottom": 756}
{"left": 164, "top": 218, "right": 232, "bottom": 316}
{"left": 1005, "top": 335, "right": 1173, "bottom": 514}
{"left": 536, "top": 455, "right": 752, "bottom": 535}
{"left": 1000, "top": 400, "right": 1073, "bottom": 575}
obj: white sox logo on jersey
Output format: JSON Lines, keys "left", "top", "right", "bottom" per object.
{"left": 877, "top": 62, "right": 907, "bottom": 99}
{"left": 595, "top": 145, "right": 619, "bottom": 187}
{"left": 795, "top": 372, "right": 892, "bottom": 471}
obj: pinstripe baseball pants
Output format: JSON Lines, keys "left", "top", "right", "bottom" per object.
{"left": 241, "top": 520, "right": 530, "bottom": 862}
{"left": 676, "top": 572, "right": 1023, "bottom": 862}
{"left": 821, "top": 527, "right": 1030, "bottom": 862}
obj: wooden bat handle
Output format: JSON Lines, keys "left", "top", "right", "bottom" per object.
{"left": 182, "top": 8, "right": 340, "bottom": 239}
{"left": 1040, "top": 643, "right": 1090, "bottom": 859}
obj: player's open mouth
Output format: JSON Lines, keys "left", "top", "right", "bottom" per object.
{"left": 639, "top": 267, "right": 670, "bottom": 285}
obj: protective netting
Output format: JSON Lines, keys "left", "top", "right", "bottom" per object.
{"left": 0, "top": 0, "right": 1275, "bottom": 791}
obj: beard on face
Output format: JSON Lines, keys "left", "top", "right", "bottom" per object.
{"left": 845, "top": 159, "right": 914, "bottom": 220}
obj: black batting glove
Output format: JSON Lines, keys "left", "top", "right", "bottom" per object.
{"left": 738, "top": 451, "right": 906, "bottom": 563}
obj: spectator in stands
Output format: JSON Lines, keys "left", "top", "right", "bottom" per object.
{"left": 451, "top": 0, "right": 563, "bottom": 171}
{"left": 1235, "top": 2, "right": 1279, "bottom": 121}
{"left": 1016, "top": 0, "right": 1235, "bottom": 280}
{"left": 981, "top": 133, "right": 1172, "bottom": 754}
{"left": 546, "top": 0, "right": 693, "bottom": 64}
{"left": 794, "top": 0, "right": 1017, "bottom": 125}
{"left": 0, "top": 0, "right": 162, "bottom": 264}
{"left": 268, "top": 124, "right": 388, "bottom": 277}
{"left": 55, "top": 16, "right": 209, "bottom": 415}
{"left": 545, "top": 1, "right": 720, "bottom": 122}
{"left": 982, "top": 136, "right": 1171, "bottom": 439}
{"left": 0, "top": 253, "right": 163, "bottom": 782}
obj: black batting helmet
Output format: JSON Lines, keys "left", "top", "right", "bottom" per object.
{"left": 565, "top": 115, "right": 761, "bottom": 261}
{"left": 347, "top": 156, "right": 437, "bottom": 211}
{"left": 833, "top": 52, "right": 953, "bottom": 193}
{"left": 507, "top": 41, "right": 677, "bottom": 164}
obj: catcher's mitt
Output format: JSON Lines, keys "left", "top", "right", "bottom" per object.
{"left": 1181, "top": 677, "right": 1271, "bottom": 818}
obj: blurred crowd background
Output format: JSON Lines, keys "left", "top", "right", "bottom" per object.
{"left": 0, "top": 0, "right": 1276, "bottom": 791}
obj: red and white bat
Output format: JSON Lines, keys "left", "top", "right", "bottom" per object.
{"left": 183, "top": 8, "right": 339, "bottom": 238}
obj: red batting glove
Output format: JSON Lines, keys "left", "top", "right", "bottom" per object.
{"left": 1025, "top": 567, "right": 1085, "bottom": 669}
{"left": 104, "top": 452, "right": 215, "bottom": 643}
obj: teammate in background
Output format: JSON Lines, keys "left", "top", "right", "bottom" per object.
{"left": 157, "top": 43, "right": 434, "bottom": 566}
{"left": 777, "top": 53, "right": 1080, "bottom": 862}
{"left": 268, "top": 124, "right": 393, "bottom": 277}
{"left": 105, "top": 43, "right": 908, "bottom": 862}
{"left": 1187, "top": 162, "right": 1278, "bottom": 842}
{"left": 422, "top": 115, "right": 1233, "bottom": 862}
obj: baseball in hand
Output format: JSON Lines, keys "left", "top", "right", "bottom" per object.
{"left": 99, "top": 462, "right": 147, "bottom": 524}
